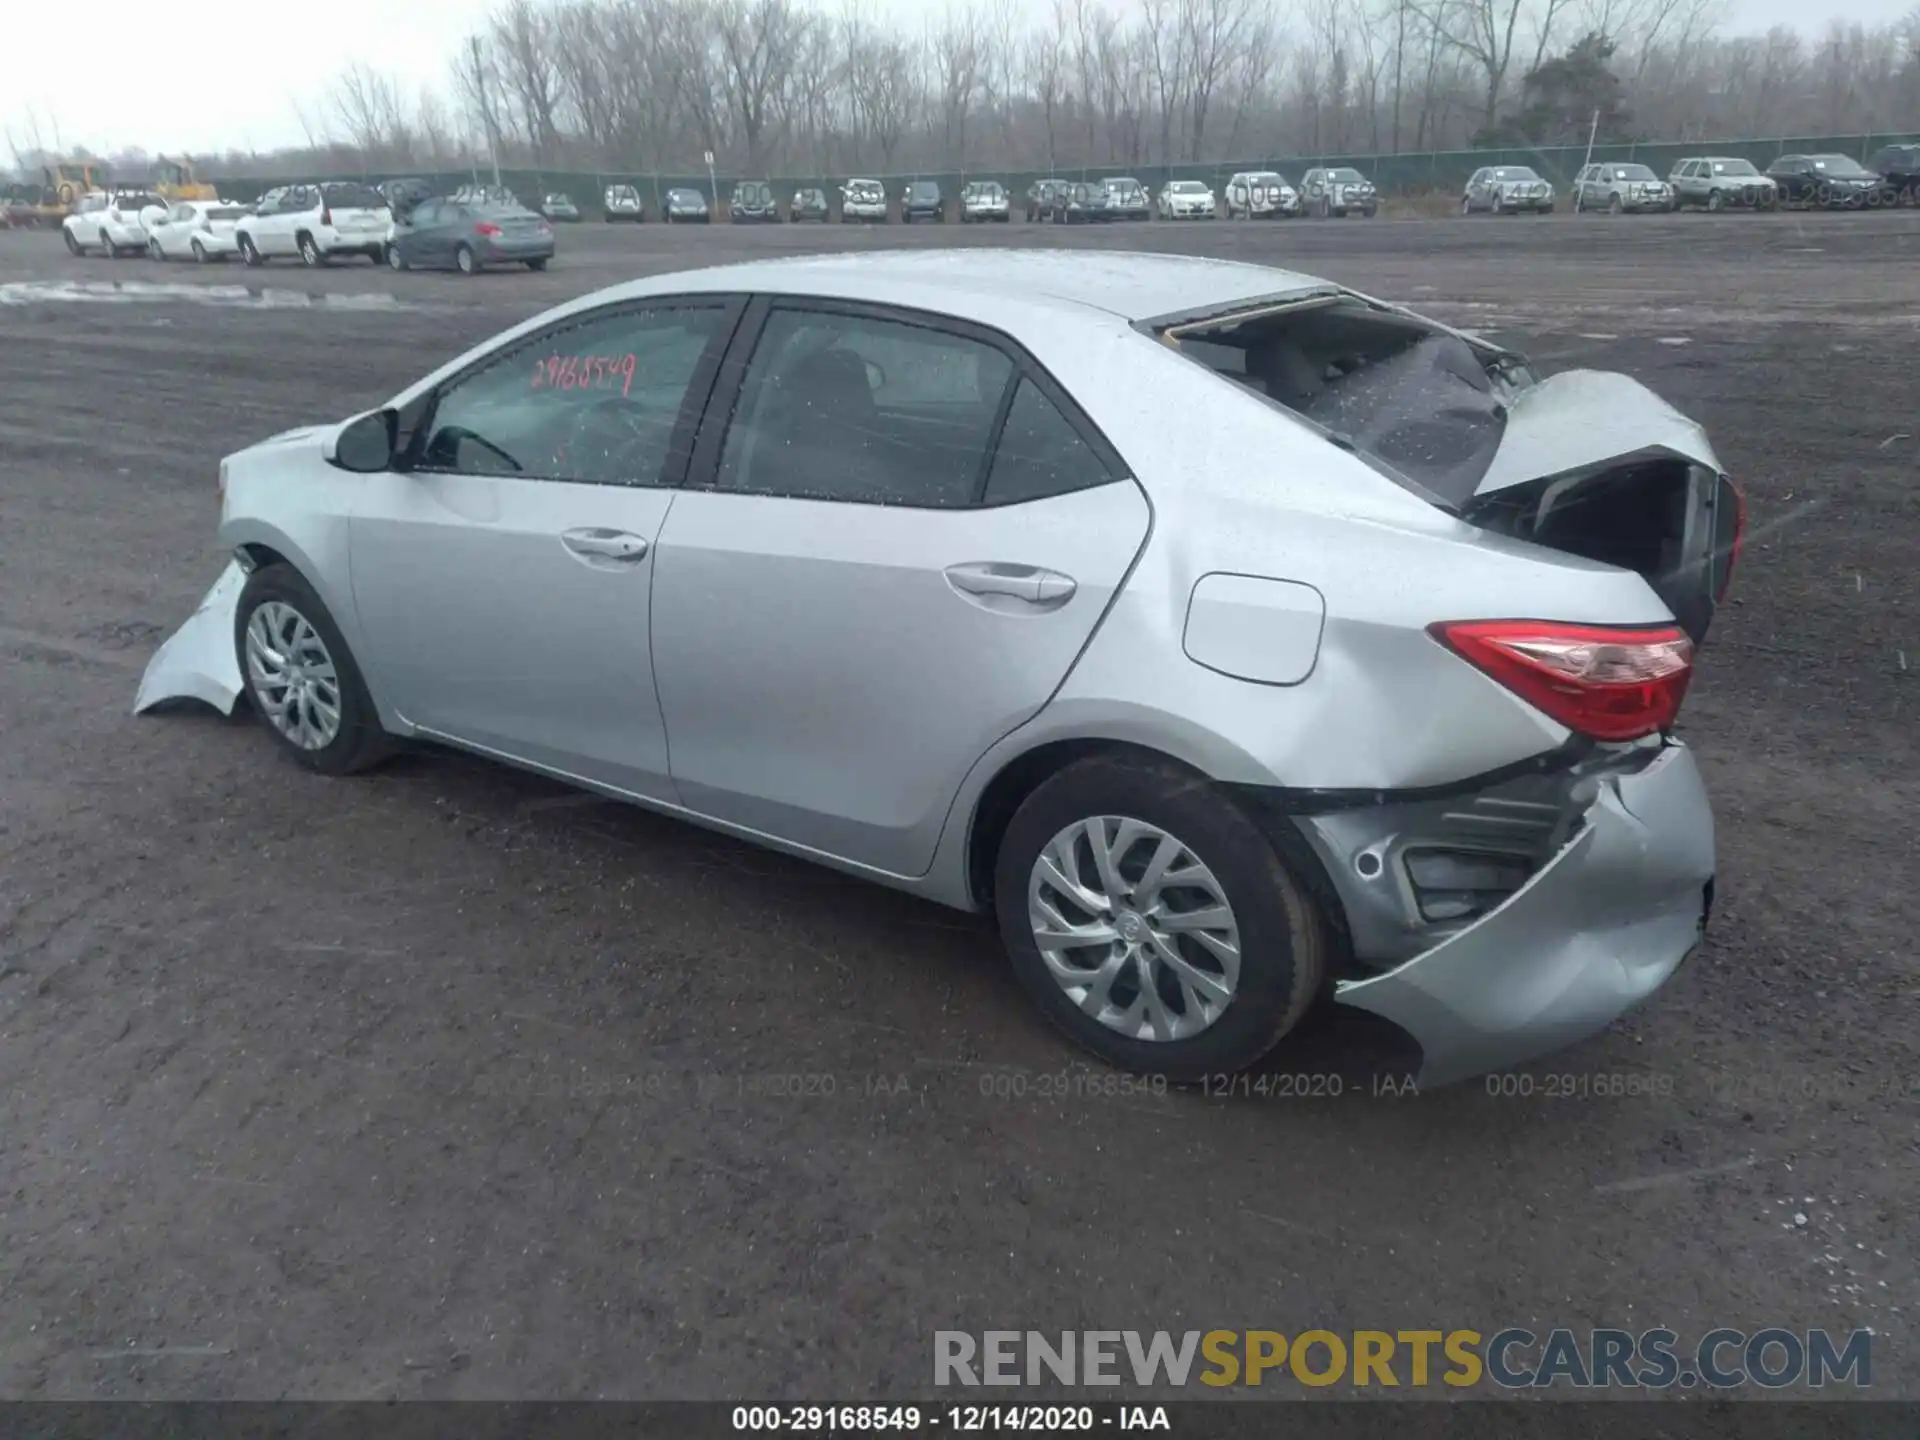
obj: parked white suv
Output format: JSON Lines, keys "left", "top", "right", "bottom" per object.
{"left": 1224, "top": 171, "right": 1301, "bottom": 218}
{"left": 234, "top": 182, "right": 392, "bottom": 266}
{"left": 840, "top": 179, "right": 888, "bottom": 222}
{"left": 63, "top": 191, "right": 166, "bottom": 258}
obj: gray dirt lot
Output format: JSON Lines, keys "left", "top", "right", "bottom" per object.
{"left": 1, "top": 212, "right": 1915, "bottom": 1401}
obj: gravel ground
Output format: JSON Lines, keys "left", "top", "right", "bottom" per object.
{"left": 1, "top": 211, "right": 1916, "bottom": 1402}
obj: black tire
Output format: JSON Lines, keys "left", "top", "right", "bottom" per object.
{"left": 455, "top": 243, "right": 477, "bottom": 275}
{"left": 1608, "top": 193, "right": 1623, "bottom": 215}
{"left": 298, "top": 233, "right": 326, "bottom": 267}
{"left": 526, "top": 257, "right": 548, "bottom": 271}
{"left": 993, "top": 753, "right": 1327, "bottom": 1081}
{"left": 101, "top": 230, "right": 121, "bottom": 258}
{"left": 387, "top": 243, "right": 407, "bottom": 271}
{"left": 234, "top": 563, "right": 397, "bottom": 776}
{"left": 148, "top": 237, "right": 164, "bottom": 261}
{"left": 191, "top": 238, "right": 209, "bottom": 263}
{"left": 64, "top": 227, "right": 83, "bottom": 256}
{"left": 240, "top": 233, "right": 265, "bottom": 266}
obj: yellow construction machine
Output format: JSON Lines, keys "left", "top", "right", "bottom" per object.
{"left": 152, "top": 155, "right": 219, "bottom": 202}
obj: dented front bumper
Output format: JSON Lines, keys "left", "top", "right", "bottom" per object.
{"left": 1315, "top": 742, "right": 1715, "bottom": 1086}
{"left": 132, "top": 559, "right": 246, "bottom": 716}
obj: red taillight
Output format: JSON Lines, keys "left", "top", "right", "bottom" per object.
{"left": 475, "top": 221, "right": 502, "bottom": 236}
{"left": 1715, "top": 476, "right": 1746, "bottom": 604}
{"left": 1429, "top": 620, "right": 1695, "bottom": 742}
{"left": 320, "top": 207, "right": 332, "bottom": 226}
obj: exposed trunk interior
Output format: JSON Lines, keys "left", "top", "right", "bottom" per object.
{"left": 1156, "top": 296, "right": 1737, "bottom": 644}
{"left": 1462, "top": 457, "right": 1725, "bottom": 642}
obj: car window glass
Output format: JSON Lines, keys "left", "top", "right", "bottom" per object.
{"left": 419, "top": 306, "right": 728, "bottom": 486}
{"left": 716, "top": 307, "right": 1014, "bottom": 508}
{"left": 982, "top": 379, "right": 1113, "bottom": 506}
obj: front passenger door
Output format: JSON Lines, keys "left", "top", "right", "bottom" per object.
{"left": 649, "top": 299, "right": 1152, "bottom": 876}
{"left": 348, "top": 297, "right": 744, "bottom": 799}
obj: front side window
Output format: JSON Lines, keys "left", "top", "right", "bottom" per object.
{"left": 716, "top": 306, "right": 1015, "bottom": 507}
{"left": 417, "top": 305, "right": 729, "bottom": 486}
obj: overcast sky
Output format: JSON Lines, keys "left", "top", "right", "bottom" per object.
{"left": 4, "top": 0, "right": 1913, "bottom": 159}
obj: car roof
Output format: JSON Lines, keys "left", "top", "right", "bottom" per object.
{"left": 590, "top": 250, "right": 1329, "bottom": 325}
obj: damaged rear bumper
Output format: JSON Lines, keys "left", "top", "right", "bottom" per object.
{"left": 132, "top": 559, "right": 246, "bottom": 716}
{"left": 1297, "top": 741, "right": 1715, "bottom": 1086}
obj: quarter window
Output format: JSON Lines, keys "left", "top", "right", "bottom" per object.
{"left": 416, "top": 305, "right": 729, "bottom": 486}
{"left": 982, "top": 379, "right": 1114, "bottom": 506}
{"left": 715, "top": 307, "right": 1014, "bottom": 507}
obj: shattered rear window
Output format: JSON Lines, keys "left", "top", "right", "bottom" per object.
{"left": 1152, "top": 295, "right": 1522, "bottom": 510}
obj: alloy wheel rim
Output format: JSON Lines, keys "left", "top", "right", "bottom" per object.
{"left": 245, "top": 601, "right": 343, "bottom": 750}
{"left": 1027, "top": 816, "right": 1241, "bottom": 1042}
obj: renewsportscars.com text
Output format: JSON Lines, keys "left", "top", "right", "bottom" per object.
{"left": 933, "top": 1328, "right": 1872, "bottom": 1390}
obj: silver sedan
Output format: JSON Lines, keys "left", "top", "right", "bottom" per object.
{"left": 135, "top": 252, "right": 1742, "bottom": 1087}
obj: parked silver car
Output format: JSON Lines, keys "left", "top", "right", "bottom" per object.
{"left": 135, "top": 252, "right": 1741, "bottom": 1087}
{"left": 1668, "top": 157, "right": 1778, "bottom": 211}
{"left": 1299, "top": 166, "right": 1379, "bottom": 217}
{"left": 1462, "top": 165, "right": 1555, "bottom": 214}
{"left": 1571, "top": 162, "right": 1674, "bottom": 214}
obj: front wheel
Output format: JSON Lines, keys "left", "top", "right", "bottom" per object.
{"left": 191, "top": 239, "right": 210, "bottom": 263}
{"left": 64, "top": 227, "right": 83, "bottom": 256}
{"left": 387, "top": 243, "right": 407, "bottom": 271}
{"left": 525, "top": 257, "right": 548, "bottom": 271}
{"left": 235, "top": 564, "right": 396, "bottom": 776}
{"left": 148, "top": 237, "right": 164, "bottom": 261}
{"left": 1608, "top": 194, "right": 1623, "bottom": 215}
{"left": 455, "top": 243, "right": 478, "bottom": 275}
{"left": 994, "top": 754, "right": 1327, "bottom": 1081}
{"left": 240, "top": 234, "right": 265, "bottom": 266}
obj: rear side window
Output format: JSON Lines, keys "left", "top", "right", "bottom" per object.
{"left": 716, "top": 307, "right": 1013, "bottom": 507}
{"left": 982, "top": 379, "right": 1113, "bottom": 506}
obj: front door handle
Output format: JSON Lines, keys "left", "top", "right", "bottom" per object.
{"left": 562, "top": 527, "right": 649, "bottom": 563}
{"left": 944, "top": 561, "right": 1077, "bottom": 611}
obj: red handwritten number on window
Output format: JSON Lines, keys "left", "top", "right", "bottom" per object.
{"left": 531, "top": 353, "right": 637, "bottom": 399}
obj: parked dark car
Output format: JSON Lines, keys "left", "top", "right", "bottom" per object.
{"left": 1766, "top": 154, "right": 1881, "bottom": 208}
{"left": 902, "top": 180, "right": 944, "bottom": 222}
{"left": 789, "top": 186, "right": 830, "bottom": 222}
{"left": 1100, "top": 176, "right": 1151, "bottom": 220}
{"left": 1025, "top": 178, "right": 1067, "bottom": 221}
{"left": 386, "top": 199, "right": 555, "bottom": 275}
{"left": 1867, "top": 143, "right": 1920, "bottom": 204}
{"left": 1050, "top": 181, "right": 1110, "bottom": 224}
{"left": 663, "top": 187, "right": 710, "bottom": 223}
{"left": 728, "top": 180, "right": 780, "bottom": 223}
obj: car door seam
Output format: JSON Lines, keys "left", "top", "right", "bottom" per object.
{"left": 917, "top": 473, "right": 1158, "bottom": 881}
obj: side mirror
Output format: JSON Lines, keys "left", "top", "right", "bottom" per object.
{"left": 326, "top": 409, "right": 397, "bottom": 473}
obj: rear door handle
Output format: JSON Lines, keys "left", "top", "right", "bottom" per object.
{"left": 944, "top": 561, "right": 1077, "bottom": 611}
{"left": 561, "top": 527, "right": 649, "bottom": 563}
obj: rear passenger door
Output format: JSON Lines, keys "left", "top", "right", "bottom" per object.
{"left": 648, "top": 297, "right": 1152, "bottom": 877}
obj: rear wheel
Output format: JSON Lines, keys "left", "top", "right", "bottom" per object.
{"left": 63, "top": 226, "right": 82, "bottom": 256}
{"left": 387, "top": 243, "right": 407, "bottom": 271}
{"left": 240, "top": 234, "right": 265, "bottom": 265}
{"left": 298, "top": 233, "right": 326, "bottom": 266}
{"left": 235, "top": 564, "right": 396, "bottom": 776}
{"left": 101, "top": 230, "right": 120, "bottom": 258}
{"left": 526, "top": 257, "right": 548, "bottom": 271}
{"left": 994, "top": 754, "right": 1326, "bottom": 1081}
{"left": 191, "top": 238, "right": 209, "bottom": 263}
{"left": 148, "top": 237, "right": 164, "bottom": 260}
{"left": 1608, "top": 193, "right": 1623, "bottom": 215}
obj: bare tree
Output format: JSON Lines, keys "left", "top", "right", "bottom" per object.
{"left": 714, "top": 0, "right": 806, "bottom": 171}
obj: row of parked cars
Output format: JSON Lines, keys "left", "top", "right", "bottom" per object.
{"left": 1465, "top": 146, "right": 1920, "bottom": 215}
{"left": 575, "top": 170, "right": 1382, "bottom": 224}
{"left": 60, "top": 180, "right": 561, "bottom": 274}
